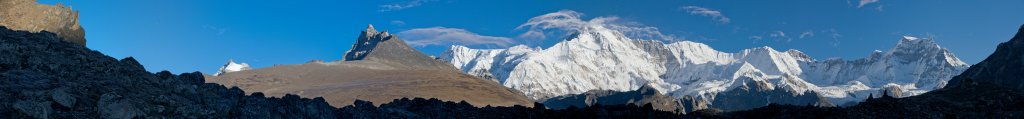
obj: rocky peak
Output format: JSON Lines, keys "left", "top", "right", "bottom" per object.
{"left": 344, "top": 24, "right": 394, "bottom": 61}
{"left": 637, "top": 83, "right": 661, "bottom": 95}
{"left": 888, "top": 35, "right": 964, "bottom": 65}
{"left": 894, "top": 36, "right": 938, "bottom": 49}
{"left": 341, "top": 24, "right": 455, "bottom": 70}
{"left": 785, "top": 49, "right": 812, "bottom": 61}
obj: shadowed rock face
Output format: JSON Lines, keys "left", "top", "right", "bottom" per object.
{"left": 542, "top": 84, "right": 686, "bottom": 113}
{"left": 0, "top": 0, "right": 86, "bottom": 45}
{"left": 947, "top": 24, "right": 1024, "bottom": 90}
{"left": 710, "top": 80, "right": 833, "bottom": 111}
{"left": 207, "top": 25, "right": 534, "bottom": 107}
{"left": 0, "top": 26, "right": 339, "bottom": 118}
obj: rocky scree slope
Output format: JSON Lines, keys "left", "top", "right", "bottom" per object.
{"left": 0, "top": 26, "right": 340, "bottom": 118}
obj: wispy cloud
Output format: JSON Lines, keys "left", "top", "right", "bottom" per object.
{"left": 398, "top": 27, "right": 516, "bottom": 47}
{"left": 402, "top": 10, "right": 684, "bottom": 47}
{"left": 825, "top": 29, "right": 843, "bottom": 47}
{"left": 799, "top": 31, "right": 815, "bottom": 39}
{"left": 857, "top": 0, "right": 880, "bottom": 8}
{"left": 379, "top": 0, "right": 436, "bottom": 12}
{"left": 749, "top": 36, "right": 763, "bottom": 41}
{"left": 390, "top": 20, "right": 406, "bottom": 26}
{"left": 680, "top": 6, "right": 731, "bottom": 24}
{"left": 769, "top": 31, "right": 786, "bottom": 38}
{"left": 515, "top": 10, "right": 681, "bottom": 43}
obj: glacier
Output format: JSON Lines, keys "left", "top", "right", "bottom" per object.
{"left": 441, "top": 25, "right": 969, "bottom": 107}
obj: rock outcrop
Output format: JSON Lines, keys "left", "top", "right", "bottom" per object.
{"left": 0, "top": 0, "right": 86, "bottom": 45}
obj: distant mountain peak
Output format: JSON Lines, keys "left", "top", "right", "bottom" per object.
{"left": 341, "top": 24, "right": 455, "bottom": 70}
{"left": 344, "top": 24, "right": 395, "bottom": 61}
{"left": 896, "top": 35, "right": 936, "bottom": 47}
{"left": 214, "top": 59, "right": 251, "bottom": 76}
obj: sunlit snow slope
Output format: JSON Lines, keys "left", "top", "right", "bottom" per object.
{"left": 442, "top": 25, "right": 968, "bottom": 106}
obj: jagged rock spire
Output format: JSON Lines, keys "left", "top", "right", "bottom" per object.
{"left": 365, "top": 24, "right": 378, "bottom": 35}
{"left": 340, "top": 24, "right": 455, "bottom": 69}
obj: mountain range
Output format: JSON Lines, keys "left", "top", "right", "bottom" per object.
{"left": 443, "top": 24, "right": 969, "bottom": 111}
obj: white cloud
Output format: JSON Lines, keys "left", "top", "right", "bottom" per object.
{"left": 769, "top": 31, "right": 786, "bottom": 38}
{"left": 398, "top": 27, "right": 516, "bottom": 47}
{"left": 680, "top": 6, "right": 731, "bottom": 24}
{"left": 857, "top": 0, "right": 879, "bottom": 8}
{"left": 379, "top": 0, "right": 436, "bottom": 12}
{"left": 514, "top": 10, "right": 593, "bottom": 40}
{"left": 401, "top": 10, "right": 683, "bottom": 47}
{"left": 825, "top": 29, "right": 843, "bottom": 47}
{"left": 391, "top": 20, "right": 406, "bottom": 26}
{"left": 515, "top": 10, "right": 680, "bottom": 43}
{"left": 799, "top": 31, "right": 815, "bottom": 39}
{"left": 749, "top": 36, "right": 763, "bottom": 40}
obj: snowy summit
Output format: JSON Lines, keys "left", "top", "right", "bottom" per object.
{"left": 214, "top": 59, "right": 251, "bottom": 76}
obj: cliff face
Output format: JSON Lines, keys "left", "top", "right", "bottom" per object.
{"left": 0, "top": 0, "right": 86, "bottom": 45}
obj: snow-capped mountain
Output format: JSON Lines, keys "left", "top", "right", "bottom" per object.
{"left": 214, "top": 59, "right": 251, "bottom": 76}
{"left": 441, "top": 25, "right": 969, "bottom": 110}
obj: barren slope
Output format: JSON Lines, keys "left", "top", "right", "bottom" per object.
{"left": 206, "top": 25, "right": 533, "bottom": 107}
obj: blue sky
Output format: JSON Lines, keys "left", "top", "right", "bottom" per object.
{"left": 36, "top": 0, "right": 1024, "bottom": 73}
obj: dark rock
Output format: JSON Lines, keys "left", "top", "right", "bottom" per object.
{"left": 711, "top": 79, "right": 833, "bottom": 111}
{"left": 542, "top": 84, "right": 686, "bottom": 113}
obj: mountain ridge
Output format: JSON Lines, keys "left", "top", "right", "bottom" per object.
{"left": 443, "top": 24, "right": 968, "bottom": 111}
